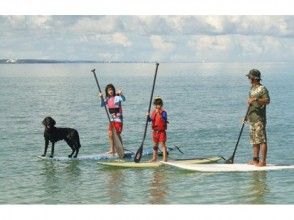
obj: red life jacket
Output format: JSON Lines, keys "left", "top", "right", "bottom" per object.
{"left": 151, "top": 109, "right": 167, "bottom": 131}
{"left": 107, "top": 96, "right": 122, "bottom": 115}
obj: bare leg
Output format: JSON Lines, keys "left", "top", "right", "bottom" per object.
{"left": 249, "top": 144, "right": 260, "bottom": 165}
{"left": 161, "top": 142, "right": 167, "bottom": 162}
{"left": 108, "top": 131, "right": 115, "bottom": 155}
{"left": 149, "top": 142, "right": 158, "bottom": 162}
{"left": 256, "top": 143, "right": 267, "bottom": 167}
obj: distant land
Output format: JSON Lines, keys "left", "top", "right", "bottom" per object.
{"left": 0, "top": 59, "right": 154, "bottom": 64}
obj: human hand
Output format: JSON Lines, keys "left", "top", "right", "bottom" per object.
{"left": 98, "top": 92, "right": 103, "bottom": 97}
{"left": 248, "top": 97, "right": 257, "bottom": 105}
{"left": 117, "top": 89, "right": 122, "bottom": 95}
{"left": 241, "top": 117, "right": 247, "bottom": 123}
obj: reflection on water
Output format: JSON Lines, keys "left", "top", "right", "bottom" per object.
{"left": 249, "top": 171, "right": 269, "bottom": 204}
{"left": 106, "top": 169, "right": 124, "bottom": 204}
{"left": 149, "top": 169, "right": 167, "bottom": 204}
{"left": 40, "top": 161, "right": 61, "bottom": 196}
{"left": 64, "top": 161, "right": 81, "bottom": 179}
{"left": 40, "top": 160, "right": 82, "bottom": 203}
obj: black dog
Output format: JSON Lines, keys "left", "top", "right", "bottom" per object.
{"left": 42, "top": 116, "right": 81, "bottom": 158}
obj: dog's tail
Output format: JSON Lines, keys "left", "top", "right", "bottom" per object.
{"left": 76, "top": 131, "right": 81, "bottom": 149}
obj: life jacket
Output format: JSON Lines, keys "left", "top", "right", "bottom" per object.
{"left": 151, "top": 109, "right": 167, "bottom": 131}
{"left": 107, "top": 96, "right": 122, "bottom": 116}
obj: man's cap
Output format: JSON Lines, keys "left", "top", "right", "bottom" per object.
{"left": 246, "top": 69, "right": 261, "bottom": 80}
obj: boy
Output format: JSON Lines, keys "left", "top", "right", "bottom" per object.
{"left": 147, "top": 97, "right": 168, "bottom": 162}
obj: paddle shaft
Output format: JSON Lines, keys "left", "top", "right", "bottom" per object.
{"left": 91, "top": 69, "right": 113, "bottom": 123}
{"left": 142, "top": 63, "right": 159, "bottom": 144}
{"left": 134, "top": 63, "right": 159, "bottom": 162}
{"left": 226, "top": 106, "right": 250, "bottom": 163}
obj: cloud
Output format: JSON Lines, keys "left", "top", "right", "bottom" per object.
{"left": 1, "top": 15, "right": 294, "bottom": 62}
{"left": 150, "top": 35, "right": 174, "bottom": 52}
{"left": 70, "top": 16, "right": 123, "bottom": 34}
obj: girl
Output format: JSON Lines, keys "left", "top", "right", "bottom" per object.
{"left": 99, "top": 84, "right": 126, "bottom": 154}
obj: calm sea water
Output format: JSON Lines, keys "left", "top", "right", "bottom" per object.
{"left": 0, "top": 63, "right": 293, "bottom": 204}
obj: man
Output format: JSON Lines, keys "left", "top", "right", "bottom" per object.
{"left": 246, "top": 69, "right": 270, "bottom": 167}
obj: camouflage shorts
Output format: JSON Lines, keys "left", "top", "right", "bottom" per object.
{"left": 249, "top": 121, "right": 267, "bottom": 144}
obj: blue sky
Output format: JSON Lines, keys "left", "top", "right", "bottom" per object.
{"left": 1, "top": 15, "right": 294, "bottom": 62}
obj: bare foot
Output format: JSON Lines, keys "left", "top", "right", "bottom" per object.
{"left": 248, "top": 160, "right": 259, "bottom": 165}
{"left": 148, "top": 159, "right": 157, "bottom": 163}
{"left": 256, "top": 161, "right": 266, "bottom": 167}
{"left": 107, "top": 151, "right": 115, "bottom": 155}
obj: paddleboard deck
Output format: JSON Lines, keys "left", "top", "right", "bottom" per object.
{"left": 36, "top": 153, "right": 124, "bottom": 161}
{"left": 97, "top": 156, "right": 222, "bottom": 168}
{"left": 36, "top": 146, "right": 178, "bottom": 161}
{"left": 98, "top": 160, "right": 162, "bottom": 168}
{"left": 161, "top": 162, "right": 294, "bottom": 172}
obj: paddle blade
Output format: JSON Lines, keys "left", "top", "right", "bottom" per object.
{"left": 174, "top": 145, "right": 184, "bottom": 154}
{"left": 134, "top": 145, "right": 143, "bottom": 163}
{"left": 225, "top": 156, "right": 234, "bottom": 164}
{"left": 112, "top": 128, "right": 125, "bottom": 159}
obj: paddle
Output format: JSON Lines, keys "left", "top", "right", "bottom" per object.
{"left": 134, "top": 63, "right": 159, "bottom": 163}
{"left": 225, "top": 105, "right": 251, "bottom": 164}
{"left": 91, "top": 69, "right": 124, "bottom": 159}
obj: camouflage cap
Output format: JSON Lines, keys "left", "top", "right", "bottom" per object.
{"left": 246, "top": 69, "right": 261, "bottom": 80}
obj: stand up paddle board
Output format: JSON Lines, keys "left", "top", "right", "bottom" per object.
{"left": 36, "top": 146, "right": 177, "bottom": 161}
{"left": 97, "top": 156, "right": 222, "bottom": 168}
{"left": 36, "top": 152, "right": 124, "bottom": 161}
{"left": 161, "top": 162, "right": 294, "bottom": 172}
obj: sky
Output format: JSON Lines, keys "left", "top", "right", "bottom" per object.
{"left": 1, "top": 15, "right": 294, "bottom": 62}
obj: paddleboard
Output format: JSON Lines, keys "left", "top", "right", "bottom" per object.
{"left": 98, "top": 160, "right": 162, "bottom": 168}
{"left": 161, "top": 162, "right": 294, "bottom": 172}
{"left": 36, "top": 152, "right": 125, "bottom": 161}
{"left": 97, "top": 156, "right": 222, "bottom": 168}
{"left": 36, "top": 146, "right": 177, "bottom": 161}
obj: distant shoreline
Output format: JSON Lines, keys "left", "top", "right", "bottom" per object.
{"left": 0, "top": 59, "right": 290, "bottom": 64}
{"left": 0, "top": 59, "right": 156, "bottom": 64}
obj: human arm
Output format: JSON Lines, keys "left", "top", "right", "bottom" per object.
{"left": 248, "top": 87, "right": 270, "bottom": 105}
{"left": 115, "top": 89, "right": 126, "bottom": 104}
{"left": 248, "top": 97, "right": 269, "bottom": 105}
{"left": 99, "top": 93, "right": 106, "bottom": 107}
{"left": 161, "top": 111, "right": 168, "bottom": 122}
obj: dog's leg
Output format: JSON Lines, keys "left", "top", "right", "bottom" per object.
{"left": 74, "top": 132, "right": 81, "bottom": 158}
{"left": 42, "top": 139, "right": 49, "bottom": 157}
{"left": 68, "top": 147, "right": 75, "bottom": 158}
{"left": 50, "top": 143, "right": 55, "bottom": 158}
{"left": 73, "top": 143, "right": 79, "bottom": 158}
{"left": 73, "top": 147, "right": 79, "bottom": 158}
{"left": 65, "top": 140, "right": 75, "bottom": 158}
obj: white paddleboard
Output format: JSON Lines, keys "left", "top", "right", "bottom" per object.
{"left": 161, "top": 162, "right": 294, "bottom": 172}
{"left": 97, "top": 157, "right": 222, "bottom": 168}
{"left": 98, "top": 160, "right": 162, "bottom": 168}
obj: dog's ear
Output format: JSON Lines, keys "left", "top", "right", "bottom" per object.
{"left": 51, "top": 117, "right": 56, "bottom": 126}
{"left": 42, "top": 118, "right": 47, "bottom": 126}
